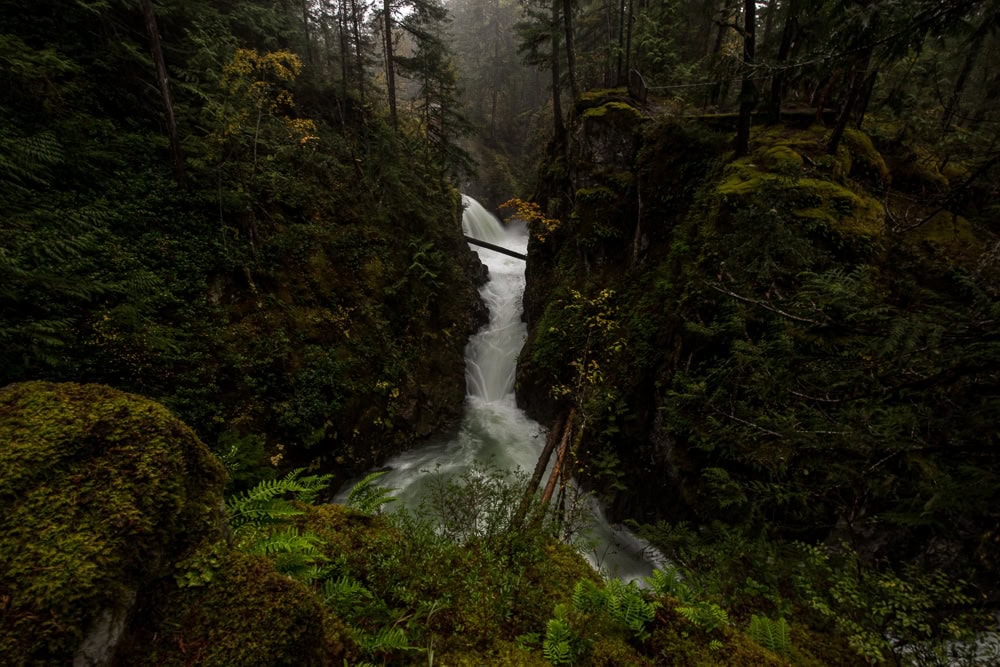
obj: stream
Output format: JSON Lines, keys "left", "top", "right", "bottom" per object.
{"left": 336, "top": 195, "right": 663, "bottom": 582}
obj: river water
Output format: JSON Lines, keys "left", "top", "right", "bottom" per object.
{"left": 337, "top": 195, "right": 662, "bottom": 581}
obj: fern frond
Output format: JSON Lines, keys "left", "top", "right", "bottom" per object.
{"left": 542, "top": 616, "right": 575, "bottom": 665}
{"left": 225, "top": 469, "right": 332, "bottom": 528}
{"left": 359, "top": 626, "right": 413, "bottom": 654}
{"left": 346, "top": 471, "right": 397, "bottom": 514}
{"left": 749, "top": 615, "right": 792, "bottom": 655}
{"left": 571, "top": 578, "right": 606, "bottom": 614}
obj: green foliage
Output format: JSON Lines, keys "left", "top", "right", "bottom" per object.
{"left": 793, "top": 543, "right": 978, "bottom": 663}
{"left": 543, "top": 605, "right": 580, "bottom": 665}
{"left": 676, "top": 602, "right": 730, "bottom": 634}
{"left": 226, "top": 469, "right": 332, "bottom": 530}
{"left": 748, "top": 615, "right": 792, "bottom": 656}
{"left": 345, "top": 471, "right": 398, "bottom": 515}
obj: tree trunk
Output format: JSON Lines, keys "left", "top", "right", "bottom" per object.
{"left": 827, "top": 71, "right": 862, "bottom": 154}
{"left": 514, "top": 412, "right": 567, "bottom": 528}
{"left": 761, "top": 0, "right": 779, "bottom": 49}
{"left": 616, "top": 0, "right": 626, "bottom": 86}
{"left": 854, "top": 68, "right": 878, "bottom": 129}
{"left": 734, "top": 0, "right": 756, "bottom": 157}
{"left": 301, "top": 0, "right": 314, "bottom": 67}
{"left": 828, "top": 45, "right": 872, "bottom": 155}
{"left": 563, "top": 0, "right": 580, "bottom": 100}
{"left": 139, "top": 0, "right": 185, "bottom": 187}
{"left": 383, "top": 0, "right": 397, "bottom": 129}
{"left": 768, "top": 0, "right": 799, "bottom": 124}
{"left": 941, "top": 22, "right": 987, "bottom": 130}
{"left": 550, "top": 0, "right": 566, "bottom": 143}
{"left": 624, "top": 0, "right": 634, "bottom": 82}
{"left": 350, "top": 0, "right": 366, "bottom": 104}
{"left": 539, "top": 410, "right": 575, "bottom": 509}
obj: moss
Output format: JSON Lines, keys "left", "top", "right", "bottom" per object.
{"left": 717, "top": 156, "right": 885, "bottom": 237}
{"left": 0, "top": 382, "right": 226, "bottom": 663}
{"left": 905, "top": 211, "right": 983, "bottom": 261}
{"left": 717, "top": 160, "right": 782, "bottom": 196}
{"left": 842, "top": 129, "right": 890, "bottom": 191}
{"left": 789, "top": 178, "right": 885, "bottom": 236}
{"left": 760, "top": 145, "right": 804, "bottom": 175}
{"left": 885, "top": 144, "right": 949, "bottom": 195}
{"left": 582, "top": 101, "right": 645, "bottom": 127}
{"left": 133, "top": 547, "right": 340, "bottom": 666}
{"left": 647, "top": 603, "right": 787, "bottom": 666}
{"left": 438, "top": 642, "right": 549, "bottom": 666}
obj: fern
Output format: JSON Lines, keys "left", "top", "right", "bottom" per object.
{"left": 357, "top": 626, "right": 417, "bottom": 655}
{"left": 748, "top": 615, "right": 792, "bottom": 656}
{"left": 646, "top": 567, "right": 689, "bottom": 600}
{"left": 571, "top": 578, "right": 606, "bottom": 614}
{"left": 543, "top": 607, "right": 576, "bottom": 666}
{"left": 226, "top": 469, "right": 332, "bottom": 528}
{"left": 677, "top": 602, "right": 730, "bottom": 633}
{"left": 346, "top": 471, "right": 397, "bottom": 515}
{"left": 322, "top": 575, "right": 375, "bottom": 619}
{"left": 605, "top": 579, "right": 657, "bottom": 640}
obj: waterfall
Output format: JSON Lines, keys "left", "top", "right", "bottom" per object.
{"left": 337, "top": 195, "right": 663, "bottom": 581}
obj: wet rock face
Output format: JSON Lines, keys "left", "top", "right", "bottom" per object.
{"left": 0, "top": 382, "right": 226, "bottom": 664}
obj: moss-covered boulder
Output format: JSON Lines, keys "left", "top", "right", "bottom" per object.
{"left": 128, "top": 546, "right": 341, "bottom": 666}
{"left": 0, "top": 381, "right": 227, "bottom": 664}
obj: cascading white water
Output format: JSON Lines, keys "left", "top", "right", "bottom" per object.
{"left": 337, "top": 194, "right": 662, "bottom": 581}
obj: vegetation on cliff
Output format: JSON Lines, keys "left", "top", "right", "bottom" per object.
{"left": 0, "top": 0, "right": 484, "bottom": 488}
{"left": 516, "top": 89, "right": 998, "bottom": 662}
{"left": 2, "top": 385, "right": 807, "bottom": 665}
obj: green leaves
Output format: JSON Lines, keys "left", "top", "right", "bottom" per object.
{"left": 226, "top": 469, "right": 333, "bottom": 530}
{"left": 345, "top": 471, "right": 398, "bottom": 515}
{"left": 543, "top": 605, "right": 578, "bottom": 665}
{"left": 748, "top": 615, "right": 791, "bottom": 656}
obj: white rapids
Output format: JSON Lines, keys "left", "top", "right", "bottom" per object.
{"left": 337, "top": 194, "right": 664, "bottom": 581}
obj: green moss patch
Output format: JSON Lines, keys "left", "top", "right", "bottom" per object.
{"left": 581, "top": 101, "right": 645, "bottom": 128}
{"left": 761, "top": 145, "right": 804, "bottom": 175}
{"left": 134, "top": 548, "right": 338, "bottom": 666}
{"left": 0, "top": 382, "right": 226, "bottom": 663}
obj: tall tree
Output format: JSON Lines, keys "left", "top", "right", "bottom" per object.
{"left": 140, "top": 0, "right": 186, "bottom": 186}
{"left": 734, "top": 0, "right": 756, "bottom": 156}
{"left": 383, "top": 0, "right": 398, "bottom": 128}
{"left": 563, "top": 0, "right": 580, "bottom": 99}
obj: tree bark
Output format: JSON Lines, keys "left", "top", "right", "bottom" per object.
{"left": 140, "top": 0, "right": 185, "bottom": 187}
{"left": 616, "top": 0, "right": 626, "bottom": 85}
{"left": 734, "top": 0, "right": 756, "bottom": 157}
{"left": 768, "top": 0, "right": 799, "bottom": 123}
{"left": 383, "top": 0, "right": 397, "bottom": 129}
{"left": 514, "top": 412, "right": 567, "bottom": 527}
{"left": 941, "top": 22, "right": 987, "bottom": 130}
{"left": 624, "top": 0, "right": 634, "bottom": 82}
{"left": 350, "top": 0, "right": 366, "bottom": 105}
{"left": 761, "top": 0, "right": 779, "bottom": 49}
{"left": 827, "top": 44, "right": 872, "bottom": 155}
{"left": 563, "top": 0, "right": 580, "bottom": 100}
{"left": 550, "top": 0, "right": 566, "bottom": 143}
{"left": 539, "top": 410, "right": 575, "bottom": 508}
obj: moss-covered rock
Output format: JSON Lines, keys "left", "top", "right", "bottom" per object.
{"left": 129, "top": 547, "right": 340, "bottom": 666}
{"left": 0, "top": 381, "right": 226, "bottom": 664}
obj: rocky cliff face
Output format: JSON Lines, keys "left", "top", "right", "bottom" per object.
{"left": 516, "top": 92, "right": 999, "bottom": 581}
